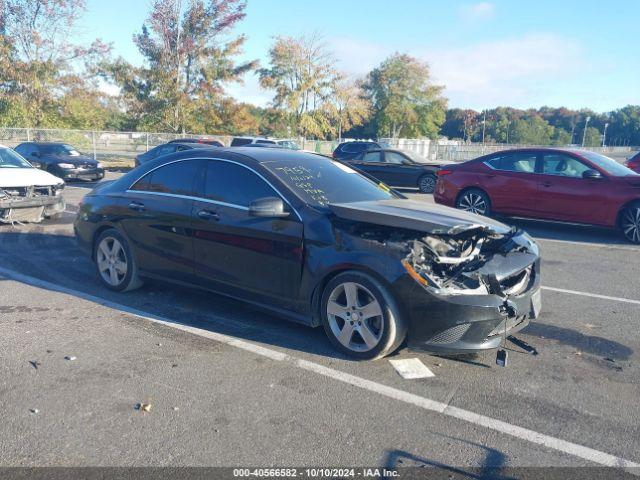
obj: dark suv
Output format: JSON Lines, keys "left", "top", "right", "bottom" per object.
{"left": 332, "top": 141, "right": 388, "bottom": 160}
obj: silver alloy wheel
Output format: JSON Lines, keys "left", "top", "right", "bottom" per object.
{"left": 326, "top": 281, "right": 384, "bottom": 352}
{"left": 419, "top": 175, "right": 436, "bottom": 193}
{"left": 621, "top": 207, "right": 640, "bottom": 243}
{"left": 96, "top": 237, "right": 128, "bottom": 287}
{"left": 458, "top": 192, "right": 487, "bottom": 215}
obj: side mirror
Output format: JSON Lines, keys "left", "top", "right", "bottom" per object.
{"left": 402, "top": 159, "right": 413, "bottom": 166}
{"left": 582, "top": 169, "right": 603, "bottom": 179}
{"left": 248, "top": 197, "right": 289, "bottom": 218}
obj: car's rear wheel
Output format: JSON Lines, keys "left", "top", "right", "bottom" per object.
{"left": 320, "top": 272, "right": 406, "bottom": 360}
{"left": 620, "top": 203, "right": 640, "bottom": 244}
{"left": 94, "top": 229, "right": 143, "bottom": 291}
{"left": 456, "top": 188, "right": 491, "bottom": 216}
{"left": 418, "top": 174, "right": 437, "bottom": 194}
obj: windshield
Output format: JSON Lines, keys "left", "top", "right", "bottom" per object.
{"left": 0, "top": 148, "right": 33, "bottom": 168}
{"left": 265, "top": 157, "right": 395, "bottom": 208}
{"left": 40, "top": 144, "right": 81, "bottom": 156}
{"left": 580, "top": 151, "right": 638, "bottom": 176}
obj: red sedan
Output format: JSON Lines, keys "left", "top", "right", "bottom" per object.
{"left": 434, "top": 148, "right": 640, "bottom": 243}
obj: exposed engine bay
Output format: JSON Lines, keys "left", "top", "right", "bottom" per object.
{"left": 0, "top": 183, "right": 66, "bottom": 224}
{"left": 330, "top": 199, "right": 538, "bottom": 300}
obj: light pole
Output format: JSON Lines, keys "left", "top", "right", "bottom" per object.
{"left": 602, "top": 122, "right": 609, "bottom": 147}
{"left": 481, "top": 110, "right": 486, "bottom": 145}
{"left": 581, "top": 116, "right": 591, "bottom": 147}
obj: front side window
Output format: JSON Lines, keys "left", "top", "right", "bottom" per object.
{"left": 204, "top": 161, "right": 278, "bottom": 207}
{"left": 542, "top": 154, "right": 590, "bottom": 178}
{"left": 131, "top": 160, "right": 200, "bottom": 196}
{"left": 486, "top": 153, "right": 537, "bottom": 173}
{"left": 385, "top": 152, "right": 407, "bottom": 164}
{"left": 580, "top": 151, "right": 637, "bottom": 176}
{"left": 230, "top": 138, "right": 253, "bottom": 146}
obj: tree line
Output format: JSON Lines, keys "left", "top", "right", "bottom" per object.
{"left": 1, "top": 0, "right": 639, "bottom": 146}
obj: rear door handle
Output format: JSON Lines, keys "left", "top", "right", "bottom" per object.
{"left": 541, "top": 181, "right": 552, "bottom": 187}
{"left": 197, "top": 209, "right": 219, "bottom": 221}
{"left": 128, "top": 201, "right": 145, "bottom": 212}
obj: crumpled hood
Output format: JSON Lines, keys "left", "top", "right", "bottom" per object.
{"left": 330, "top": 199, "right": 512, "bottom": 235}
{"left": 0, "top": 168, "right": 64, "bottom": 187}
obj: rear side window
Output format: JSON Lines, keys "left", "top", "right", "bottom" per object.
{"left": 486, "top": 153, "right": 537, "bottom": 173}
{"left": 362, "top": 151, "right": 383, "bottom": 162}
{"left": 131, "top": 160, "right": 200, "bottom": 196}
{"left": 230, "top": 138, "right": 253, "bottom": 146}
{"left": 152, "top": 144, "right": 177, "bottom": 158}
{"left": 204, "top": 161, "right": 278, "bottom": 207}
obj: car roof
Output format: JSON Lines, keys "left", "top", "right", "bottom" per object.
{"left": 473, "top": 147, "right": 594, "bottom": 161}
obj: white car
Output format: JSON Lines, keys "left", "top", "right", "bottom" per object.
{"left": 0, "top": 145, "right": 66, "bottom": 223}
{"left": 229, "top": 137, "right": 301, "bottom": 150}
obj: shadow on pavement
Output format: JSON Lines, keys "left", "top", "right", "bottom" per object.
{"left": 525, "top": 321, "right": 633, "bottom": 360}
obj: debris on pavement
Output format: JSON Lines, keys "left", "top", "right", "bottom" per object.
{"left": 64, "top": 355, "right": 77, "bottom": 361}
{"left": 389, "top": 358, "right": 435, "bottom": 379}
{"left": 29, "top": 408, "right": 39, "bottom": 414}
{"left": 135, "top": 403, "right": 152, "bottom": 413}
{"left": 28, "top": 361, "right": 41, "bottom": 370}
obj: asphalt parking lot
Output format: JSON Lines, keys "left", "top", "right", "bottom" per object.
{"left": 1, "top": 172, "right": 639, "bottom": 473}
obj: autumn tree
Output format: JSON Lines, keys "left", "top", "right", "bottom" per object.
{"left": 0, "top": 0, "right": 110, "bottom": 127}
{"left": 363, "top": 54, "right": 447, "bottom": 139}
{"left": 103, "top": 0, "right": 257, "bottom": 133}
{"left": 259, "top": 34, "right": 337, "bottom": 138}
{"left": 324, "top": 77, "right": 370, "bottom": 141}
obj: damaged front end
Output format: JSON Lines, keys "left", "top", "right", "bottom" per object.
{"left": 329, "top": 200, "right": 541, "bottom": 355}
{"left": 0, "top": 184, "right": 66, "bottom": 224}
{"left": 399, "top": 226, "right": 541, "bottom": 353}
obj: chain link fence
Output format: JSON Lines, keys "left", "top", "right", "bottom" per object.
{"left": 0, "top": 127, "right": 636, "bottom": 166}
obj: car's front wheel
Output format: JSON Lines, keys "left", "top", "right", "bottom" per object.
{"left": 418, "top": 174, "right": 437, "bottom": 194}
{"left": 320, "top": 272, "right": 406, "bottom": 360}
{"left": 620, "top": 202, "right": 640, "bottom": 244}
{"left": 94, "top": 229, "right": 143, "bottom": 291}
{"left": 456, "top": 188, "right": 491, "bottom": 216}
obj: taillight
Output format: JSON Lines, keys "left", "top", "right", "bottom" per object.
{"left": 437, "top": 169, "right": 453, "bottom": 176}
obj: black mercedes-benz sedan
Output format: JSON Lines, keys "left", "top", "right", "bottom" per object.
{"left": 74, "top": 148, "right": 541, "bottom": 360}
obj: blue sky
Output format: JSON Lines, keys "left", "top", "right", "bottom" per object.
{"left": 76, "top": 0, "right": 639, "bottom": 112}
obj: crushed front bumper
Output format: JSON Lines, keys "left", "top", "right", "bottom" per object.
{"left": 396, "top": 259, "right": 541, "bottom": 355}
{"left": 58, "top": 167, "right": 104, "bottom": 181}
{"left": 0, "top": 194, "right": 66, "bottom": 223}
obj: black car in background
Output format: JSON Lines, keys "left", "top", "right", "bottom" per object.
{"left": 135, "top": 142, "right": 215, "bottom": 167}
{"left": 74, "top": 148, "right": 541, "bottom": 360}
{"left": 14, "top": 142, "right": 105, "bottom": 182}
{"left": 167, "top": 138, "right": 224, "bottom": 147}
{"left": 346, "top": 148, "right": 449, "bottom": 193}
{"left": 332, "top": 141, "right": 389, "bottom": 160}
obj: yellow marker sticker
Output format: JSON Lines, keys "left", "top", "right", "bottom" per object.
{"left": 378, "top": 182, "right": 391, "bottom": 192}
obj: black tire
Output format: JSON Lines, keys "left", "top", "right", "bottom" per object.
{"left": 455, "top": 188, "right": 492, "bottom": 216}
{"left": 619, "top": 202, "right": 640, "bottom": 244}
{"left": 320, "top": 271, "right": 407, "bottom": 360}
{"left": 93, "top": 229, "right": 143, "bottom": 292}
{"left": 418, "top": 174, "right": 437, "bottom": 194}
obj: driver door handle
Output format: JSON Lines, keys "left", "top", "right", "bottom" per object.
{"left": 128, "top": 201, "right": 146, "bottom": 212}
{"left": 541, "top": 181, "right": 553, "bottom": 188}
{"left": 197, "top": 209, "right": 220, "bottom": 221}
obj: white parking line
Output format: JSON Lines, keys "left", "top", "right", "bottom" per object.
{"left": 0, "top": 265, "right": 638, "bottom": 470}
{"left": 537, "top": 237, "right": 639, "bottom": 252}
{"left": 542, "top": 286, "right": 640, "bottom": 306}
